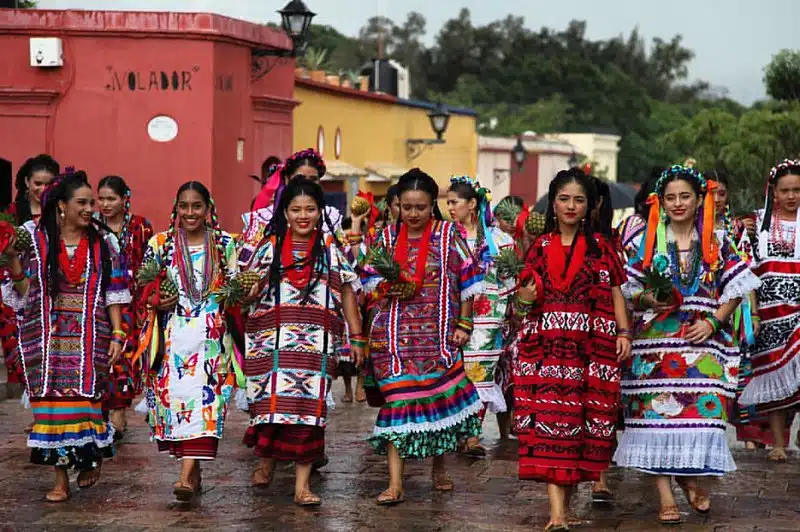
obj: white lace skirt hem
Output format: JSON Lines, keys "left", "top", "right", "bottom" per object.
{"left": 613, "top": 427, "right": 735, "bottom": 476}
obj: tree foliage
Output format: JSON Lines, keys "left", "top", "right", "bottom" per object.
{"left": 764, "top": 49, "right": 800, "bottom": 102}
{"left": 302, "top": 9, "right": 797, "bottom": 210}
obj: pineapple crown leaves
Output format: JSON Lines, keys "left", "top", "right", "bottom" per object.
{"left": 493, "top": 200, "right": 522, "bottom": 225}
{"left": 367, "top": 245, "right": 400, "bottom": 282}
{"left": 494, "top": 247, "right": 523, "bottom": 280}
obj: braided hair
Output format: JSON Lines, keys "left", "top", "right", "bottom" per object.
{"left": 15, "top": 154, "right": 59, "bottom": 224}
{"left": 591, "top": 176, "right": 614, "bottom": 238}
{"left": 166, "top": 182, "right": 229, "bottom": 282}
{"left": 97, "top": 175, "right": 132, "bottom": 253}
{"left": 544, "top": 168, "right": 600, "bottom": 258}
{"left": 448, "top": 178, "right": 488, "bottom": 255}
{"left": 266, "top": 177, "right": 337, "bottom": 304}
{"left": 39, "top": 170, "right": 112, "bottom": 299}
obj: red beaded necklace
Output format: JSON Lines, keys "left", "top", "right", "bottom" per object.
{"left": 59, "top": 235, "right": 90, "bottom": 285}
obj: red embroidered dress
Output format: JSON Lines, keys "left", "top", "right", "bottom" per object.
{"left": 102, "top": 214, "right": 154, "bottom": 410}
{"left": 512, "top": 233, "right": 625, "bottom": 485}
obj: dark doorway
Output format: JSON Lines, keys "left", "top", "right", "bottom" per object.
{"left": 0, "top": 158, "right": 11, "bottom": 211}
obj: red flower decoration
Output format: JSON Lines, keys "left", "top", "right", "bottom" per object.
{"left": 473, "top": 296, "right": 492, "bottom": 316}
{"left": 0, "top": 221, "right": 14, "bottom": 256}
{"left": 662, "top": 353, "right": 687, "bottom": 378}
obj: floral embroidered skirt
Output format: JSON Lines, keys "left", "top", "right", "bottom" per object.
{"left": 29, "top": 398, "right": 115, "bottom": 470}
{"left": 615, "top": 313, "right": 739, "bottom": 476}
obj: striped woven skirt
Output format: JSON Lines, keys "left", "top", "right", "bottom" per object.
{"left": 243, "top": 424, "right": 325, "bottom": 464}
{"left": 28, "top": 398, "right": 115, "bottom": 470}
{"left": 157, "top": 437, "right": 220, "bottom": 460}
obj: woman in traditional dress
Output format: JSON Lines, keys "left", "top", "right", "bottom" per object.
{"left": 139, "top": 181, "right": 238, "bottom": 501}
{"left": 240, "top": 149, "right": 343, "bottom": 267}
{"left": 447, "top": 177, "right": 516, "bottom": 455}
{"left": 362, "top": 168, "right": 484, "bottom": 505}
{"left": 10, "top": 154, "right": 59, "bottom": 226}
{"left": 241, "top": 178, "right": 364, "bottom": 506}
{"left": 96, "top": 175, "right": 154, "bottom": 439}
{"left": 2, "top": 169, "right": 129, "bottom": 502}
{"left": 706, "top": 170, "right": 772, "bottom": 450}
{"left": 615, "top": 165, "right": 760, "bottom": 525}
{"left": 511, "top": 169, "right": 630, "bottom": 532}
{"left": 738, "top": 159, "right": 800, "bottom": 461}
{"left": 2, "top": 155, "right": 60, "bottom": 394}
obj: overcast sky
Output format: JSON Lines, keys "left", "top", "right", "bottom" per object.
{"left": 36, "top": 0, "right": 800, "bottom": 104}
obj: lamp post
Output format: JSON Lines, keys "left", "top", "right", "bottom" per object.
{"left": 406, "top": 104, "right": 451, "bottom": 160}
{"left": 493, "top": 135, "right": 528, "bottom": 183}
{"left": 251, "top": 0, "right": 316, "bottom": 80}
{"left": 568, "top": 150, "right": 579, "bottom": 168}
{"left": 512, "top": 136, "right": 526, "bottom": 171}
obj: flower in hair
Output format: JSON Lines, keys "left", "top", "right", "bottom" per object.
{"left": 655, "top": 165, "right": 706, "bottom": 196}
{"left": 768, "top": 158, "right": 800, "bottom": 185}
{"left": 285, "top": 148, "right": 326, "bottom": 178}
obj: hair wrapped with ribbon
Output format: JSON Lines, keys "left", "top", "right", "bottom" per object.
{"left": 449, "top": 175, "right": 498, "bottom": 257}
{"left": 641, "top": 164, "right": 718, "bottom": 270}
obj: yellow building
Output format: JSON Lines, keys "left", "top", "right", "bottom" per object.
{"left": 292, "top": 77, "right": 477, "bottom": 211}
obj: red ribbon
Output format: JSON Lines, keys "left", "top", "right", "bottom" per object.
{"left": 514, "top": 203, "right": 530, "bottom": 243}
{"left": 393, "top": 220, "right": 433, "bottom": 294}
{"left": 357, "top": 191, "right": 380, "bottom": 229}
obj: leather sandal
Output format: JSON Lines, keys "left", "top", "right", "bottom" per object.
{"left": 293, "top": 491, "right": 321, "bottom": 507}
{"left": 462, "top": 439, "right": 487, "bottom": 458}
{"left": 45, "top": 486, "right": 71, "bottom": 502}
{"left": 432, "top": 469, "right": 454, "bottom": 491}
{"left": 355, "top": 388, "right": 367, "bottom": 402}
{"left": 676, "top": 478, "right": 710, "bottom": 514}
{"left": 591, "top": 485, "right": 614, "bottom": 504}
{"left": 77, "top": 462, "right": 102, "bottom": 490}
{"left": 768, "top": 447, "right": 788, "bottom": 462}
{"left": 173, "top": 481, "right": 196, "bottom": 502}
{"left": 658, "top": 505, "right": 682, "bottom": 525}
{"left": 543, "top": 523, "right": 570, "bottom": 532}
{"left": 376, "top": 487, "right": 405, "bottom": 506}
{"left": 251, "top": 465, "right": 274, "bottom": 489}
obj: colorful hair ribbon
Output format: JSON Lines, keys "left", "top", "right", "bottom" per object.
{"left": 514, "top": 203, "right": 529, "bottom": 242}
{"left": 357, "top": 190, "right": 380, "bottom": 229}
{"left": 252, "top": 164, "right": 284, "bottom": 212}
{"left": 642, "top": 193, "right": 661, "bottom": 268}
{"left": 702, "top": 179, "right": 719, "bottom": 267}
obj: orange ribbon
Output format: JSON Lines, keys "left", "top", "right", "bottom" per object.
{"left": 703, "top": 180, "right": 719, "bottom": 267}
{"left": 643, "top": 193, "right": 661, "bottom": 268}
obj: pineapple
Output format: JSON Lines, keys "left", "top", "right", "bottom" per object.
{"left": 494, "top": 247, "right": 523, "bottom": 280}
{"left": 13, "top": 226, "right": 32, "bottom": 252}
{"left": 213, "top": 270, "right": 262, "bottom": 307}
{"left": 367, "top": 246, "right": 400, "bottom": 283}
{"left": 138, "top": 259, "right": 179, "bottom": 300}
{"left": 525, "top": 211, "right": 546, "bottom": 236}
{"left": 351, "top": 196, "right": 372, "bottom": 217}
{"left": 494, "top": 200, "right": 522, "bottom": 226}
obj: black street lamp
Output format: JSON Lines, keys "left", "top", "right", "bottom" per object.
{"left": 512, "top": 136, "right": 526, "bottom": 171}
{"left": 252, "top": 0, "right": 316, "bottom": 80}
{"left": 407, "top": 104, "right": 452, "bottom": 160}
{"left": 568, "top": 150, "right": 579, "bottom": 168}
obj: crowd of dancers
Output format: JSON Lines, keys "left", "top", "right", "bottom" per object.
{"left": 1, "top": 150, "right": 800, "bottom": 532}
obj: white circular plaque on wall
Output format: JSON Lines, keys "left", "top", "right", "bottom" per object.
{"left": 147, "top": 115, "right": 179, "bottom": 142}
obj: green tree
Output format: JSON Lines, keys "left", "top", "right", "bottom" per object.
{"left": 764, "top": 49, "right": 800, "bottom": 101}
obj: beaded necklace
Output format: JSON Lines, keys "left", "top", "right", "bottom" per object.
{"left": 770, "top": 212, "right": 796, "bottom": 253}
{"left": 668, "top": 239, "right": 702, "bottom": 296}
{"left": 175, "top": 228, "right": 213, "bottom": 305}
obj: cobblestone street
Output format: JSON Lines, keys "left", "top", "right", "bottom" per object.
{"left": 0, "top": 381, "right": 799, "bottom": 531}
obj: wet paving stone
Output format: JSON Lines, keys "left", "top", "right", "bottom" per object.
{"left": 0, "top": 381, "right": 799, "bottom": 531}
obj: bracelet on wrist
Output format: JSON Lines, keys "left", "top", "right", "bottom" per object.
{"left": 705, "top": 315, "right": 721, "bottom": 333}
{"left": 516, "top": 295, "right": 535, "bottom": 305}
{"left": 456, "top": 324, "right": 473, "bottom": 335}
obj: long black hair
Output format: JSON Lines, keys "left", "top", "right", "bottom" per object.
{"left": 39, "top": 170, "right": 112, "bottom": 299}
{"left": 544, "top": 167, "right": 600, "bottom": 257}
{"left": 266, "top": 177, "right": 338, "bottom": 304}
{"left": 15, "top": 154, "right": 59, "bottom": 224}
{"left": 281, "top": 149, "right": 326, "bottom": 183}
{"left": 98, "top": 175, "right": 132, "bottom": 250}
{"left": 633, "top": 167, "right": 662, "bottom": 218}
{"left": 393, "top": 168, "right": 444, "bottom": 238}
{"left": 591, "top": 176, "right": 614, "bottom": 238}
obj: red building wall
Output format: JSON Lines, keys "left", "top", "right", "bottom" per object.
{"left": 0, "top": 9, "right": 296, "bottom": 230}
{"left": 509, "top": 151, "right": 540, "bottom": 205}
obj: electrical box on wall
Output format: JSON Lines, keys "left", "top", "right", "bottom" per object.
{"left": 29, "top": 37, "right": 63, "bottom": 67}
